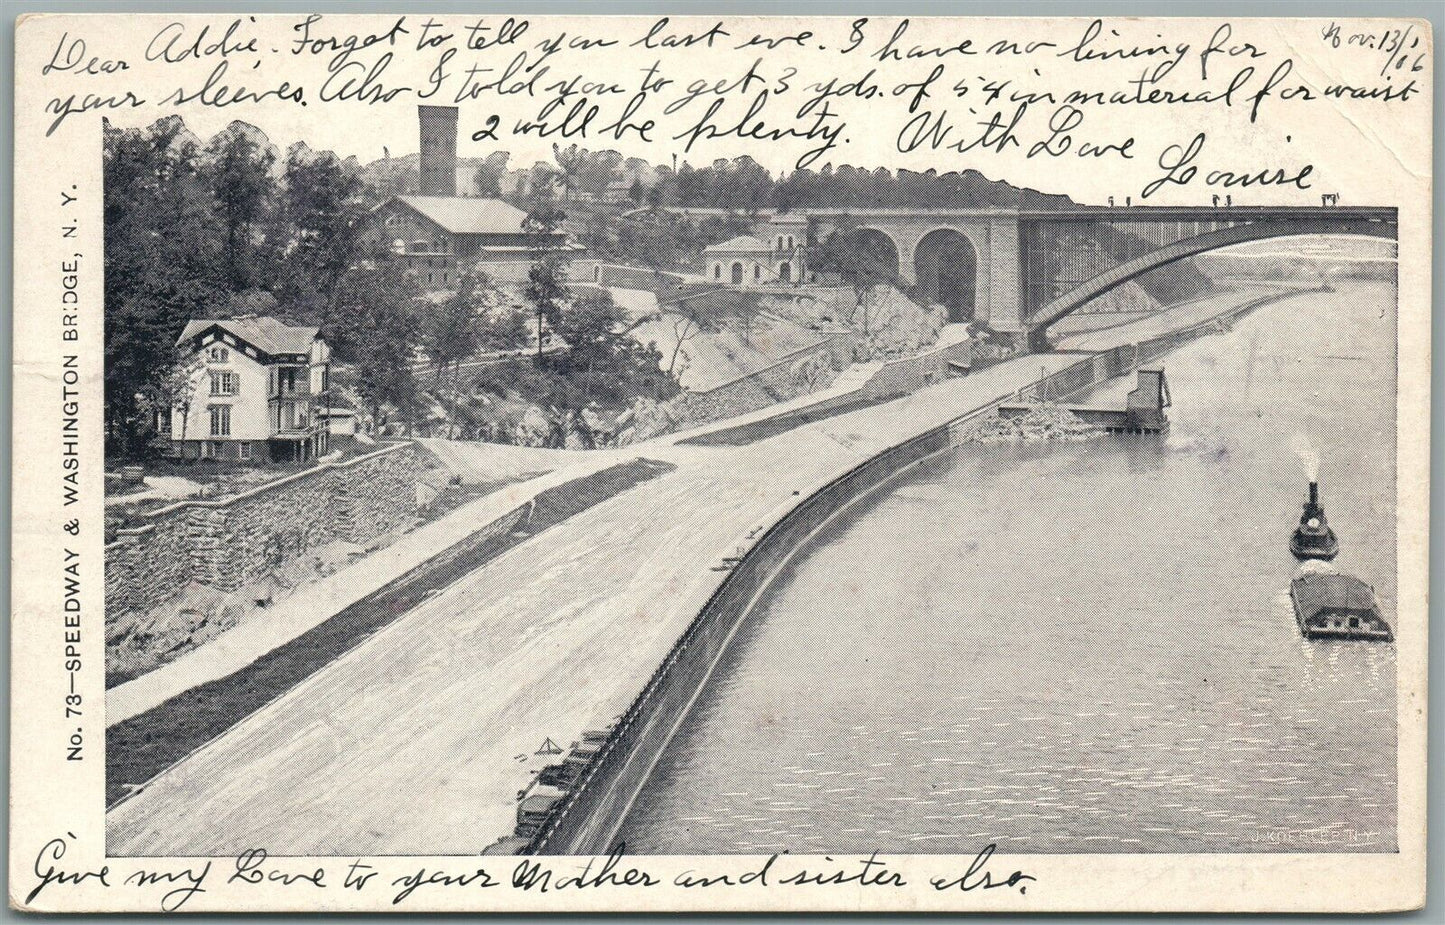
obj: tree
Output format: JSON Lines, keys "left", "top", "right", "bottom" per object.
{"left": 659, "top": 299, "right": 721, "bottom": 378}
{"left": 277, "top": 147, "right": 363, "bottom": 320}
{"left": 550, "top": 290, "right": 676, "bottom": 433}
{"left": 628, "top": 177, "right": 646, "bottom": 207}
{"left": 203, "top": 128, "right": 275, "bottom": 290}
{"left": 474, "top": 151, "right": 509, "bottom": 197}
{"left": 103, "top": 118, "right": 229, "bottom": 456}
{"left": 552, "top": 143, "right": 588, "bottom": 201}
{"left": 422, "top": 273, "right": 489, "bottom": 379}
{"left": 809, "top": 220, "right": 900, "bottom": 337}
{"left": 158, "top": 350, "right": 213, "bottom": 444}
{"left": 421, "top": 273, "right": 493, "bottom": 437}
{"left": 332, "top": 258, "right": 422, "bottom": 431}
{"left": 522, "top": 203, "right": 569, "bottom": 363}
{"left": 578, "top": 149, "right": 622, "bottom": 200}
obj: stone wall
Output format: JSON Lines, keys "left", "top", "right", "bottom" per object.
{"left": 103, "top": 510, "right": 193, "bottom": 620}
{"left": 676, "top": 336, "right": 850, "bottom": 427}
{"left": 106, "top": 442, "right": 424, "bottom": 622}
{"left": 860, "top": 338, "right": 973, "bottom": 400}
{"left": 592, "top": 263, "right": 688, "bottom": 291}
{"left": 532, "top": 394, "right": 965, "bottom": 854}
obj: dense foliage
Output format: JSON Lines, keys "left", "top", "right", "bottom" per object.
{"left": 103, "top": 118, "right": 428, "bottom": 457}
{"left": 104, "top": 117, "right": 688, "bottom": 457}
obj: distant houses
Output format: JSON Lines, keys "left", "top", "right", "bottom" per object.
{"left": 164, "top": 316, "right": 332, "bottom": 463}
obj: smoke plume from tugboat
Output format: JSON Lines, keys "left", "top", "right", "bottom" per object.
{"left": 1291, "top": 432, "right": 1321, "bottom": 482}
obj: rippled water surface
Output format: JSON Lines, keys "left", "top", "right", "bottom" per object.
{"left": 624, "top": 282, "right": 1397, "bottom": 854}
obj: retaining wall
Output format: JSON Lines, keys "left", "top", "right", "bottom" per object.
{"left": 528, "top": 290, "right": 1298, "bottom": 854}
{"left": 860, "top": 338, "right": 973, "bottom": 400}
{"left": 590, "top": 263, "right": 690, "bottom": 292}
{"left": 105, "top": 442, "right": 424, "bottom": 621}
{"left": 530, "top": 412, "right": 963, "bottom": 854}
{"left": 677, "top": 335, "right": 854, "bottom": 427}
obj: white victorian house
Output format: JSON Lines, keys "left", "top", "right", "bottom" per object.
{"left": 165, "top": 315, "right": 331, "bottom": 463}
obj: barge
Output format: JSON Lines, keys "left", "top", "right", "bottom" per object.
{"left": 1289, "top": 562, "right": 1392, "bottom": 642}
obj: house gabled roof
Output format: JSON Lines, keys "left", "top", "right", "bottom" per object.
{"left": 385, "top": 195, "right": 531, "bottom": 235}
{"left": 703, "top": 235, "right": 769, "bottom": 254}
{"left": 177, "top": 316, "right": 319, "bottom": 358}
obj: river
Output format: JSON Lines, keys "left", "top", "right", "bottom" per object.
{"left": 623, "top": 280, "right": 1397, "bottom": 855}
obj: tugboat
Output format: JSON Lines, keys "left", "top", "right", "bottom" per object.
{"left": 1290, "top": 561, "right": 1393, "bottom": 642}
{"left": 1289, "top": 480, "right": 1339, "bottom": 561}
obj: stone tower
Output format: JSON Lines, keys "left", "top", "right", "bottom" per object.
{"left": 418, "top": 105, "right": 458, "bottom": 197}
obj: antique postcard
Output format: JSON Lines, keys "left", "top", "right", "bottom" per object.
{"left": 9, "top": 10, "right": 1430, "bottom": 912}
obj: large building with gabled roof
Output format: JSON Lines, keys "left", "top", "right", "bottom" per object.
{"left": 363, "top": 106, "right": 574, "bottom": 290}
{"left": 364, "top": 194, "right": 567, "bottom": 289}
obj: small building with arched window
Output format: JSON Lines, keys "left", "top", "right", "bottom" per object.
{"left": 703, "top": 235, "right": 804, "bottom": 289}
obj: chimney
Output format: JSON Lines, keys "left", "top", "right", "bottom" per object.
{"left": 1309, "top": 481, "right": 1319, "bottom": 506}
{"left": 418, "top": 105, "right": 458, "bottom": 197}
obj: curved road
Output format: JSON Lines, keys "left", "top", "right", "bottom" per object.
{"left": 109, "top": 282, "right": 1291, "bottom": 856}
{"left": 108, "top": 353, "right": 1083, "bottom": 856}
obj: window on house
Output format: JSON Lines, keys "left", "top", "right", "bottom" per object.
{"left": 155, "top": 410, "right": 171, "bottom": 435}
{"left": 754, "top": 265, "right": 762, "bottom": 280}
{"left": 714, "top": 264, "right": 721, "bottom": 279}
{"left": 238, "top": 442, "right": 252, "bottom": 460}
{"left": 208, "top": 346, "right": 229, "bottom": 362}
{"left": 208, "top": 405, "right": 231, "bottom": 437}
{"left": 210, "top": 371, "right": 239, "bottom": 395}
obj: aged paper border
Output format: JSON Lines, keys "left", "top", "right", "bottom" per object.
{"left": 5, "top": 1, "right": 1438, "bottom": 915}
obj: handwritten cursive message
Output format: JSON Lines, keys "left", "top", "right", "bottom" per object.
{"left": 31, "top": 14, "right": 1425, "bottom": 199}
{"left": 27, "top": 834, "right": 1035, "bottom": 911}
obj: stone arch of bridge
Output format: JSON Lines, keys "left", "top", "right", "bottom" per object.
{"left": 912, "top": 227, "right": 981, "bottom": 323}
{"left": 849, "top": 227, "right": 903, "bottom": 280}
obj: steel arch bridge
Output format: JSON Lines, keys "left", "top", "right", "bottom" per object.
{"left": 1015, "top": 206, "right": 1397, "bottom": 349}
